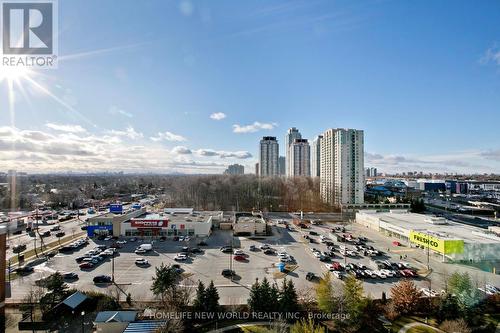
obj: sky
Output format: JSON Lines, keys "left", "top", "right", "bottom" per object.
{"left": 1, "top": 0, "right": 500, "bottom": 174}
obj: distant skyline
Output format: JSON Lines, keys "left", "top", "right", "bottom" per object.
{"left": 1, "top": 0, "right": 500, "bottom": 174}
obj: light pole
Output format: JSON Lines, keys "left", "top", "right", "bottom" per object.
{"left": 81, "top": 311, "right": 85, "bottom": 333}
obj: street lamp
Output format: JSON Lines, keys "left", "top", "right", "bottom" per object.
{"left": 81, "top": 311, "right": 85, "bottom": 333}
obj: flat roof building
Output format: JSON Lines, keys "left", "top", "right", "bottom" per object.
{"left": 233, "top": 212, "right": 267, "bottom": 236}
{"left": 356, "top": 210, "right": 500, "bottom": 263}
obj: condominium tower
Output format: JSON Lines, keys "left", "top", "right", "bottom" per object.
{"left": 289, "top": 139, "right": 311, "bottom": 176}
{"left": 320, "top": 128, "right": 364, "bottom": 206}
{"left": 311, "top": 135, "right": 323, "bottom": 177}
{"left": 259, "top": 136, "right": 279, "bottom": 176}
{"left": 284, "top": 127, "right": 302, "bottom": 176}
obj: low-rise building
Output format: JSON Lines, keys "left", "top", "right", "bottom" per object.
{"left": 233, "top": 212, "right": 266, "bottom": 236}
{"left": 86, "top": 208, "right": 146, "bottom": 237}
{"left": 356, "top": 210, "right": 500, "bottom": 264}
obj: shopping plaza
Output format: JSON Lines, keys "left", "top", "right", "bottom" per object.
{"left": 356, "top": 210, "right": 500, "bottom": 263}
{"left": 86, "top": 207, "right": 222, "bottom": 238}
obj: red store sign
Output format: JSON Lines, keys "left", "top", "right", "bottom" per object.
{"left": 131, "top": 220, "right": 168, "bottom": 228}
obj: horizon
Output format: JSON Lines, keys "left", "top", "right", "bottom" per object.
{"left": 1, "top": 0, "right": 500, "bottom": 175}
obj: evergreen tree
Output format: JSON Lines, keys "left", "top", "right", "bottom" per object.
{"left": 279, "top": 278, "right": 299, "bottom": 313}
{"left": 248, "top": 279, "right": 262, "bottom": 312}
{"left": 315, "top": 272, "right": 336, "bottom": 313}
{"left": 205, "top": 280, "right": 220, "bottom": 313}
{"left": 193, "top": 281, "right": 206, "bottom": 312}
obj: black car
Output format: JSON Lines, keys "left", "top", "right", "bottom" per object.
{"left": 197, "top": 240, "right": 208, "bottom": 246}
{"left": 264, "top": 249, "right": 275, "bottom": 255}
{"left": 16, "top": 266, "right": 34, "bottom": 275}
{"left": 13, "top": 244, "right": 27, "bottom": 253}
{"left": 305, "top": 272, "right": 316, "bottom": 281}
{"left": 41, "top": 231, "right": 51, "bottom": 237}
{"left": 221, "top": 269, "right": 235, "bottom": 277}
{"left": 80, "top": 226, "right": 88, "bottom": 230}
{"left": 220, "top": 246, "right": 232, "bottom": 253}
{"left": 93, "top": 275, "right": 112, "bottom": 284}
{"left": 50, "top": 226, "right": 61, "bottom": 231}
{"left": 75, "top": 256, "right": 87, "bottom": 263}
{"left": 309, "top": 231, "right": 318, "bottom": 236}
{"left": 191, "top": 248, "right": 203, "bottom": 253}
{"left": 56, "top": 232, "right": 66, "bottom": 238}
{"left": 12, "top": 230, "right": 22, "bottom": 235}
{"left": 59, "top": 246, "right": 73, "bottom": 253}
{"left": 46, "top": 250, "right": 57, "bottom": 258}
{"left": 63, "top": 272, "right": 79, "bottom": 280}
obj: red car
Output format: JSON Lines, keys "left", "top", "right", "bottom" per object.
{"left": 233, "top": 255, "right": 246, "bottom": 261}
{"left": 401, "top": 269, "right": 415, "bottom": 277}
{"left": 331, "top": 262, "right": 343, "bottom": 271}
{"left": 79, "top": 262, "right": 94, "bottom": 269}
{"left": 392, "top": 241, "right": 401, "bottom": 246}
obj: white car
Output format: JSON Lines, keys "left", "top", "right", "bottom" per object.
{"left": 420, "top": 288, "right": 438, "bottom": 297}
{"left": 364, "top": 270, "right": 377, "bottom": 278}
{"left": 135, "top": 258, "right": 149, "bottom": 265}
{"left": 280, "top": 256, "right": 293, "bottom": 263}
{"left": 104, "top": 236, "right": 113, "bottom": 241}
{"left": 178, "top": 236, "right": 185, "bottom": 242}
{"left": 174, "top": 253, "right": 188, "bottom": 261}
{"left": 233, "top": 249, "right": 244, "bottom": 255}
{"left": 375, "top": 270, "right": 387, "bottom": 279}
{"left": 134, "top": 248, "right": 146, "bottom": 254}
{"left": 184, "top": 236, "right": 190, "bottom": 241}
{"left": 277, "top": 251, "right": 288, "bottom": 257}
{"left": 486, "top": 284, "right": 500, "bottom": 294}
{"left": 325, "top": 263, "right": 334, "bottom": 271}
{"left": 312, "top": 252, "right": 321, "bottom": 258}
{"left": 117, "top": 240, "right": 127, "bottom": 244}
{"left": 332, "top": 271, "right": 343, "bottom": 279}
{"left": 380, "top": 269, "right": 395, "bottom": 278}
{"left": 259, "top": 244, "right": 270, "bottom": 250}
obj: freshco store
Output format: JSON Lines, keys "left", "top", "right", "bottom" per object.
{"left": 119, "top": 211, "right": 215, "bottom": 238}
{"left": 356, "top": 210, "right": 500, "bottom": 263}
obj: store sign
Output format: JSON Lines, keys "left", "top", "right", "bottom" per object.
{"left": 409, "top": 230, "right": 463, "bottom": 254}
{"left": 131, "top": 220, "right": 168, "bottom": 228}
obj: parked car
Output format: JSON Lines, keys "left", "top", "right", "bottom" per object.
{"left": 79, "top": 262, "right": 94, "bottom": 269}
{"left": 135, "top": 258, "right": 149, "bottom": 266}
{"left": 50, "top": 225, "right": 61, "bottom": 231}
{"left": 234, "top": 255, "right": 246, "bottom": 261}
{"left": 174, "top": 253, "right": 188, "bottom": 261}
{"left": 41, "top": 231, "right": 51, "bottom": 237}
{"left": 93, "top": 275, "right": 112, "bottom": 284}
{"left": 264, "top": 249, "right": 275, "bottom": 255}
{"left": 135, "top": 248, "right": 146, "bottom": 254}
{"left": 221, "top": 269, "right": 235, "bottom": 277}
{"left": 305, "top": 272, "right": 317, "bottom": 281}
{"left": 55, "top": 232, "right": 66, "bottom": 238}
{"left": 63, "top": 272, "right": 79, "bottom": 280}
{"left": 197, "top": 240, "right": 208, "bottom": 246}
{"left": 16, "top": 266, "right": 34, "bottom": 275}
{"left": 233, "top": 249, "right": 244, "bottom": 255}
{"left": 220, "top": 246, "right": 232, "bottom": 253}
{"left": 13, "top": 244, "right": 27, "bottom": 253}
{"left": 249, "top": 245, "right": 256, "bottom": 251}
{"left": 259, "top": 244, "right": 270, "bottom": 250}
{"left": 191, "top": 248, "right": 203, "bottom": 254}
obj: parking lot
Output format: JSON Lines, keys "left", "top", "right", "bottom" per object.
{"left": 8, "top": 214, "right": 500, "bottom": 305}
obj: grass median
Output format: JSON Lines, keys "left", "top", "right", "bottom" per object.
{"left": 6, "top": 231, "right": 86, "bottom": 266}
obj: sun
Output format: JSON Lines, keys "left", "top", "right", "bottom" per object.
{"left": 0, "top": 66, "right": 32, "bottom": 83}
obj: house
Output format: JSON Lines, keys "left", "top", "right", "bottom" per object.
{"left": 94, "top": 311, "right": 138, "bottom": 333}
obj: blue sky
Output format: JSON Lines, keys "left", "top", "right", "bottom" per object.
{"left": 1, "top": 0, "right": 500, "bottom": 174}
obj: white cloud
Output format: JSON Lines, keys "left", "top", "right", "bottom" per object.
{"left": 480, "top": 44, "right": 500, "bottom": 66}
{"left": 232, "top": 121, "right": 277, "bottom": 133}
{"left": 45, "top": 123, "right": 86, "bottom": 133}
{"left": 179, "top": 0, "right": 194, "bottom": 16}
{"left": 210, "top": 112, "right": 226, "bottom": 120}
{"left": 150, "top": 131, "right": 187, "bottom": 142}
{"left": 195, "top": 149, "right": 252, "bottom": 159}
{"left": 109, "top": 126, "right": 143, "bottom": 140}
{"left": 172, "top": 146, "right": 192, "bottom": 155}
{"left": 109, "top": 105, "right": 133, "bottom": 118}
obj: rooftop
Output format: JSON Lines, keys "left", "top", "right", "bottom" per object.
{"left": 131, "top": 210, "right": 221, "bottom": 224}
{"left": 358, "top": 211, "right": 500, "bottom": 244}
{"left": 95, "top": 311, "right": 138, "bottom": 323}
